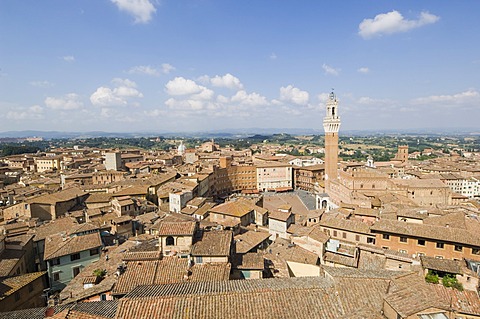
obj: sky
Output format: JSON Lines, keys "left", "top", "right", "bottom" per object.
{"left": 1, "top": 1, "right": 479, "bottom": 133}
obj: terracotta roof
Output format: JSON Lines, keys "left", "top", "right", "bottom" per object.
{"left": 44, "top": 231, "right": 102, "bottom": 260}
{"left": 191, "top": 231, "right": 232, "bottom": 257}
{"left": 306, "top": 227, "right": 330, "bottom": 244}
{"left": 157, "top": 221, "right": 196, "bottom": 236}
{"left": 86, "top": 193, "right": 112, "bottom": 203}
{"left": 371, "top": 219, "right": 480, "bottom": 247}
{"left": 432, "top": 284, "right": 480, "bottom": 316}
{"left": 31, "top": 217, "right": 79, "bottom": 242}
{"left": 324, "top": 251, "right": 358, "bottom": 267}
{"left": 420, "top": 255, "right": 462, "bottom": 274}
{"left": 0, "top": 249, "right": 25, "bottom": 276}
{"left": 122, "top": 251, "right": 162, "bottom": 261}
{"left": 269, "top": 210, "right": 292, "bottom": 222}
{"left": 209, "top": 198, "right": 254, "bottom": 217}
{"left": 26, "top": 187, "right": 85, "bottom": 205}
{"left": 384, "top": 273, "right": 449, "bottom": 317}
{"left": 117, "top": 275, "right": 390, "bottom": 319}
{"left": 234, "top": 252, "right": 264, "bottom": 270}
{"left": 234, "top": 230, "right": 271, "bottom": 254}
{"left": 112, "top": 258, "right": 230, "bottom": 295}
{"left": 0, "top": 272, "right": 46, "bottom": 300}
{"left": 320, "top": 215, "right": 371, "bottom": 234}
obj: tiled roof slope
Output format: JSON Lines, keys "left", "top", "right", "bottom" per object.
{"left": 191, "top": 231, "right": 232, "bottom": 256}
{"left": 371, "top": 219, "right": 480, "bottom": 246}
{"left": 112, "top": 258, "right": 230, "bottom": 295}
{"left": 44, "top": 231, "right": 102, "bottom": 260}
{"left": 117, "top": 276, "right": 390, "bottom": 319}
{"left": 0, "top": 272, "right": 46, "bottom": 300}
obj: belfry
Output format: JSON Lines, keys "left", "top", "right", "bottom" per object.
{"left": 323, "top": 91, "right": 341, "bottom": 192}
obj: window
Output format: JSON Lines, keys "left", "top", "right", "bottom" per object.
{"left": 100, "top": 294, "right": 107, "bottom": 301}
{"left": 454, "top": 245, "right": 463, "bottom": 252}
{"left": 53, "top": 272, "right": 60, "bottom": 281}
{"left": 71, "top": 253, "right": 81, "bottom": 261}
{"left": 399, "top": 249, "right": 407, "bottom": 254}
{"left": 367, "top": 237, "right": 375, "bottom": 244}
{"left": 472, "top": 248, "right": 480, "bottom": 255}
{"left": 333, "top": 230, "right": 337, "bottom": 237}
{"left": 355, "top": 235, "right": 360, "bottom": 242}
{"left": 50, "top": 258, "right": 60, "bottom": 266}
{"left": 382, "top": 234, "right": 390, "bottom": 240}
{"left": 90, "top": 248, "right": 99, "bottom": 256}
{"left": 342, "top": 232, "right": 347, "bottom": 239}
{"left": 417, "top": 239, "right": 426, "bottom": 246}
{"left": 195, "top": 256, "right": 203, "bottom": 264}
{"left": 73, "top": 266, "right": 81, "bottom": 278}
{"left": 436, "top": 242, "right": 444, "bottom": 249}
{"left": 399, "top": 237, "right": 408, "bottom": 243}
{"left": 166, "top": 236, "right": 175, "bottom": 246}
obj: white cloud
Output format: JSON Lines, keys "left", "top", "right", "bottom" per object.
{"left": 111, "top": 0, "right": 156, "bottom": 24}
{"left": 359, "top": 10, "right": 440, "bottom": 39}
{"left": 357, "top": 67, "right": 370, "bottom": 74}
{"left": 209, "top": 73, "right": 244, "bottom": 90}
{"left": 128, "top": 63, "right": 175, "bottom": 76}
{"left": 322, "top": 63, "right": 339, "bottom": 76}
{"left": 30, "top": 80, "right": 54, "bottom": 88}
{"left": 128, "top": 65, "right": 160, "bottom": 76}
{"left": 412, "top": 89, "right": 479, "bottom": 106}
{"left": 231, "top": 90, "right": 269, "bottom": 106}
{"left": 165, "top": 77, "right": 206, "bottom": 96}
{"left": 161, "top": 63, "right": 175, "bottom": 74}
{"left": 90, "top": 78, "right": 143, "bottom": 107}
{"left": 279, "top": 85, "right": 309, "bottom": 106}
{"left": 6, "top": 105, "right": 44, "bottom": 120}
{"left": 45, "top": 93, "right": 83, "bottom": 110}
{"left": 62, "top": 56, "right": 75, "bottom": 62}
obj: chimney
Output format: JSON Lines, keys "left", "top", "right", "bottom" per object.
{"left": 45, "top": 307, "right": 54, "bottom": 317}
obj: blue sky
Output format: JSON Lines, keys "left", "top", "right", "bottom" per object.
{"left": 1, "top": 1, "right": 479, "bottom": 133}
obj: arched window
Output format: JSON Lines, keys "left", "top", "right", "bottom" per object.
{"left": 166, "top": 236, "right": 175, "bottom": 246}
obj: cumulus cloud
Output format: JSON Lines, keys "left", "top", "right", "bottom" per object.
{"left": 279, "top": 85, "right": 309, "bottom": 106}
{"left": 357, "top": 67, "right": 370, "bottom": 74}
{"left": 45, "top": 93, "right": 83, "bottom": 110}
{"left": 359, "top": 10, "right": 440, "bottom": 39}
{"left": 62, "top": 56, "right": 75, "bottom": 62}
{"left": 231, "top": 90, "right": 269, "bottom": 107}
{"left": 209, "top": 73, "right": 244, "bottom": 90}
{"left": 165, "top": 77, "right": 206, "bottom": 96}
{"left": 90, "top": 78, "right": 143, "bottom": 107}
{"left": 6, "top": 105, "right": 44, "bottom": 120}
{"left": 412, "top": 89, "right": 479, "bottom": 106}
{"left": 322, "top": 63, "right": 339, "bottom": 76}
{"left": 111, "top": 0, "right": 156, "bottom": 24}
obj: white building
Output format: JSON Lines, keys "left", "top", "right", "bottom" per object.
{"left": 169, "top": 190, "right": 193, "bottom": 213}
{"left": 256, "top": 163, "right": 293, "bottom": 192}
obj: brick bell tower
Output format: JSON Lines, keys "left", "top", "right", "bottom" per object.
{"left": 323, "top": 91, "right": 341, "bottom": 191}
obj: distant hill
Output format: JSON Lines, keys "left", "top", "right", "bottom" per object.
{"left": 0, "top": 127, "right": 478, "bottom": 140}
